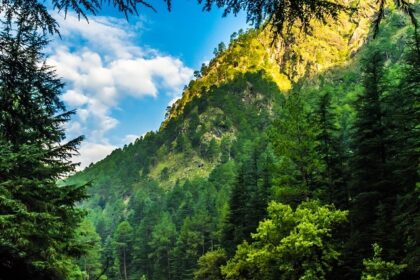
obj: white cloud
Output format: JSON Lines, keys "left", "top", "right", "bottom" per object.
{"left": 50, "top": 13, "right": 193, "bottom": 168}
{"left": 62, "top": 89, "right": 89, "bottom": 106}
{"left": 55, "top": 15, "right": 144, "bottom": 60}
{"left": 76, "top": 142, "right": 117, "bottom": 169}
{"left": 122, "top": 134, "right": 140, "bottom": 144}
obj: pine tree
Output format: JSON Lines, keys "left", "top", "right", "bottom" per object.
{"left": 148, "top": 212, "right": 176, "bottom": 280}
{"left": 351, "top": 51, "right": 387, "bottom": 197}
{"left": 347, "top": 50, "right": 389, "bottom": 276}
{"left": 198, "top": 0, "right": 416, "bottom": 39}
{"left": 384, "top": 39, "right": 420, "bottom": 277}
{"left": 221, "top": 164, "right": 248, "bottom": 256}
{"left": 314, "top": 92, "right": 348, "bottom": 206}
{"left": 271, "top": 91, "right": 322, "bottom": 203}
{"left": 0, "top": 23, "right": 86, "bottom": 278}
{"left": 246, "top": 144, "right": 270, "bottom": 236}
{"left": 222, "top": 144, "right": 271, "bottom": 256}
{"left": 75, "top": 219, "right": 103, "bottom": 279}
{"left": 113, "top": 221, "right": 134, "bottom": 280}
{"left": 361, "top": 244, "right": 406, "bottom": 280}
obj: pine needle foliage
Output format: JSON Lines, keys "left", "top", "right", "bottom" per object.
{"left": 0, "top": 22, "right": 87, "bottom": 279}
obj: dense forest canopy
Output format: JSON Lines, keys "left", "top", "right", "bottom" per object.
{"left": 0, "top": 0, "right": 419, "bottom": 279}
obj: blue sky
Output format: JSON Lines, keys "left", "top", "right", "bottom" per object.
{"left": 48, "top": 1, "right": 248, "bottom": 168}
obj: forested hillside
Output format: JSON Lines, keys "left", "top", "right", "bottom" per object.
{"left": 66, "top": 5, "right": 419, "bottom": 280}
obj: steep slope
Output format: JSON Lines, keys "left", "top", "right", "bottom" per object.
{"left": 166, "top": 0, "right": 379, "bottom": 122}
{"left": 69, "top": 0, "right": 380, "bottom": 196}
{"left": 66, "top": 4, "right": 418, "bottom": 280}
{"left": 69, "top": 72, "right": 283, "bottom": 196}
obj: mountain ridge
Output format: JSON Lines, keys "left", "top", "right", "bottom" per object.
{"left": 70, "top": 0, "right": 383, "bottom": 191}
{"left": 65, "top": 6, "right": 418, "bottom": 279}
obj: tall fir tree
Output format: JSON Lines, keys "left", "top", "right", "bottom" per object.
{"left": 384, "top": 38, "right": 420, "bottom": 278}
{"left": 271, "top": 91, "right": 322, "bottom": 204}
{"left": 346, "top": 50, "right": 389, "bottom": 277}
{"left": 221, "top": 143, "right": 272, "bottom": 256}
{"left": 314, "top": 91, "right": 348, "bottom": 206}
{"left": 221, "top": 164, "right": 248, "bottom": 256}
{"left": 0, "top": 23, "right": 86, "bottom": 279}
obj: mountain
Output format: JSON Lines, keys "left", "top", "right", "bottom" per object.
{"left": 69, "top": 0, "right": 377, "bottom": 193}
{"left": 66, "top": 4, "right": 419, "bottom": 280}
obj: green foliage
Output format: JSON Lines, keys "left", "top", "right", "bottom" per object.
{"left": 63, "top": 9, "right": 419, "bottom": 280}
{"left": 270, "top": 91, "right": 322, "bottom": 203}
{"left": 74, "top": 219, "right": 103, "bottom": 279}
{"left": 199, "top": 0, "right": 346, "bottom": 36}
{"left": 193, "top": 249, "right": 227, "bottom": 280}
{"left": 361, "top": 244, "right": 406, "bottom": 280}
{"left": 342, "top": 40, "right": 419, "bottom": 277}
{"left": 207, "top": 138, "right": 220, "bottom": 162}
{"left": 113, "top": 221, "right": 133, "bottom": 280}
{"left": 160, "top": 167, "right": 170, "bottom": 181}
{"left": 199, "top": 0, "right": 416, "bottom": 40}
{"left": 0, "top": 23, "right": 86, "bottom": 278}
{"left": 148, "top": 212, "right": 176, "bottom": 280}
{"left": 222, "top": 140, "right": 273, "bottom": 255}
{"left": 5, "top": 0, "right": 418, "bottom": 280}
{"left": 222, "top": 201, "right": 348, "bottom": 280}
{"left": 0, "top": 0, "right": 171, "bottom": 34}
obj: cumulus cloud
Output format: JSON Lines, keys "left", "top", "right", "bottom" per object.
{"left": 50, "top": 13, "right": 193, "bottom": 168}
{"left": 76, "top": 142, "right": 117, "bottom": 169}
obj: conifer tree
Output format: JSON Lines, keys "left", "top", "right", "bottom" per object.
{"left": 222, "top": 144, "right": 272, "bottom": 256}
{"left": 314, "top": 92, "right": 348, "bottom": 206}
{"left": 271, "top": 91, "right": 321, "bottom": 203}
{"left": 361, "top": 244, "right": 406, "bottom": 280}
{"left": 384, "top": 39, "right": 420, "bottom": 277}
{"left": 113, "top": 221, "right": 133, "bottom": 280}
{"left": 0, "top": 23, "right": 86, "bottom": 278}
{"left": 222, "top": 164, "right": 248, "bottom": 256}
{"left": 148, "top": 212, "right": 176, "bottom": 280}
{"left": 347, "top": 50, "right": 389, "bottom": 276}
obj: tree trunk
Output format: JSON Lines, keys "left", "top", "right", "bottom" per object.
{"left": 167, "top": 249, "right": 171, "bottom": 280}
{"left": 123, "top": 246, "right": 127, "bottom": 280}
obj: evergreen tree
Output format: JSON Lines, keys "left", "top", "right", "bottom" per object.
{"left": 0, "top": 23, "right": 86, "bottom": 278}
{"left": 384, "top": 39, "right": 420, "bottom": 277}
{"left": 246, "top": 145, "right": 269, "bottom": 236}
{"left": 251, "top": 145, "right": 273, "bottom": 226}
{"left": 198, "top": 0, "right": 346, "bottom": 37}
{"left": 222, "top": 164, "right": 249, "bottom": 255}
{"left": 173, "top": 215, "right": 207, "bottom": 280}
{"left": 347, "top": 50, "right": 389, "bottom": 276}
{"left": 217, "top": 42, "right": 226, "bottom": 53}
{"left": 75, "top": 219, "right": 103, "bottom": 279}
{"left": 361, "top": 244, "right": 406, "bottom": 280}
{"left": 271, "top": 91, "right": 322, "bottom": 203}
{"left": 2, "top": 0, "right": 415, "bottom": 40}
{"left": 222, "top": 144, "right": 271, "bottom": 256}
{"left": 314, "top": 91, "right": 348, "bottom": 206}
{"left": 0, "top": 0, "right": 172, "bottom": 34}
{"left": 198, "top": 0, "right": 416, "bottom": 39}
{"left": 113, "top": 221, "right": 133, "bottom": 280}
{"left": 148, "top": 212, "right": 176, "bottom": 280}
